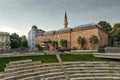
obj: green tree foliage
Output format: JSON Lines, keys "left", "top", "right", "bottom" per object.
{"left": 98, "top": 21, "right": 112, "bottom": 33}
{"left": 10, "top": 33, "right": 28, "bottom": 48}
{"left": 52, "top": 41, "right": 58, "bottom": 49}
{"left": 77, "top": 36, "right": 85, "bottom": 49}
{"left": 60, "top": 39, "right": 67, "bottom": 48}
{"left": 111, "top": 23, "right": 120, "bottom": 40}
{"left": 20, "top": 35, "right": 28, "bottom": 48}
{"left": 10, "top": 33, "right": 21, "bottom": 48}
{"left": 89, "top": 35, "right": 98, "bottom": 49}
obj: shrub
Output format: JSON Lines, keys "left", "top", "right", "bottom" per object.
{"left": 77, "top": 36, "right": 86, "bottom": 49}
{"left": 98, "top": 47, "right": 105, "bottom": 53}
{"left": 89, "top": 35, "right": 98, "bottom": 49}
{"left": 52, "top": 41, "right": 58, "bottom": 49}
{"left": 35, "top": 44, "right": 43, "bottom": 51}
{"left": 58, "top": 48, "right": 71, "bottom": 52}
{"left": 60, "top": 39, "right": 67, "bottom": 48}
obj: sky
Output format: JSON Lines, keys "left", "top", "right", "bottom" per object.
{"left": 0, "top": 0, "right": 120, "bottom": 36}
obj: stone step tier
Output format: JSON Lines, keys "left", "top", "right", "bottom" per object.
{"left": 0, "top": 60, "right": 120, "bottom": 80}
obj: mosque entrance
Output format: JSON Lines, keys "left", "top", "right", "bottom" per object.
{"left": 41, "top": 39, "right": 51, "bottom": 50}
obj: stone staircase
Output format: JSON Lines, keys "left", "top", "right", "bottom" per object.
{"left": 55, "top": 52, "right": 70, "bottom": 80}
{"left": 0, "top": 60, "right": 120, "bottom": 80}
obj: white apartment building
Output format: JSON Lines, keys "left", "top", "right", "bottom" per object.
{"left": 28, "top": 25, "right": 45, "bottom": 51}
{"left": 0, "top": 32, "right": 10, "bottom": 52}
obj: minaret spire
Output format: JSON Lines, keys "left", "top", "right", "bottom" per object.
{"left": 64, "top": 11, "right": 68, "bottom": 28}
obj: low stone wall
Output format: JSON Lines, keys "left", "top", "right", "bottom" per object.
{"left": 105, "top": 47, "right": 120, "bottom": 53}
{"left": 0, "top": 52, "right": 55, "bottom": 58}
{"left": 93, "top": 53, "right": 120, "bottom": 59}
{"left": 71, "top": 50, "right": 98, "bottom": 54}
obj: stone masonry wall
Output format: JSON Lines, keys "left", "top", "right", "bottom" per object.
{"left": 36, "top": 26, "right": 108, "bottom": 50}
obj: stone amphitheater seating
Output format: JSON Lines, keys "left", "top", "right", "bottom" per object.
{"left": 63, "top": 61, "right": 120, "bottom": 80}
{"left": 0, "top": 60, "right": 120, "bottom": 80}
{"left": 0, "top": 60, "right": 66, "bottom": 80}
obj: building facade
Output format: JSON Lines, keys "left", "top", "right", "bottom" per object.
{"left": 0, "top": 32, "right": 10, "bottom": 52}
{"left": 28, "top": 25, "right": 45, "bottom": 50}
{"left": 36, "top": 13, "right": 109, "bottom": 50}
{"left": 36, "top": 24, "right": 108, "bottom": 50}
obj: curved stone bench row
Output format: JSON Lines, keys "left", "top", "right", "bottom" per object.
{"left": 71, "top": 77, "right": 120, "bottom": 80}
{"left": 0, "top": 60, "right": 120, "bottom": 80}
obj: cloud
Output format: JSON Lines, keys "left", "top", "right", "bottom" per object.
{"left": 0, "top": 0, "right": 120, "bottom": 36}
{"left": 0, "top": 25, "right": 20, "bottom": 34}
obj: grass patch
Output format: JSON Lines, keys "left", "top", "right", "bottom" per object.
{"left": 0, "top": 55, "right": 58, "bottom": 72}
{"left": 0, "top": 54, "right": 111, "bottom": 72}
{"left": 60, "top": 54, "right": 110, "bottom": 62}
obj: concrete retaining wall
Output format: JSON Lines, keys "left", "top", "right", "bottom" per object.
{"left": 105, "top": 47, "right": 120, "bottom": 53}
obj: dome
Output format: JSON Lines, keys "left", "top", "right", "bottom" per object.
{"left": 57, "top": 27, "right": 72, "bottom": 32}
{"left": 44, "top": 30, "right": 56, "bottom": 35}
{"left": 73, "top": 23, "right": 96, "bottom": 29}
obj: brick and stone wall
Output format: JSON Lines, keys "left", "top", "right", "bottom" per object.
{"left": 98, "top": 28, "right": 109, "bottom": 47}
{"left": 36, "top": 25, "right": 108, "bottom": 50}
{"left": 71, "top": 27, "right": 98, "bottom": 49}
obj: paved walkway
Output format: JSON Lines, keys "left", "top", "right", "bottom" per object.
{"left": 55, "top": 52, "right": 70, "bottom": 80}
{"left": 55, "top": 53, "right": 62, "bottom": 63}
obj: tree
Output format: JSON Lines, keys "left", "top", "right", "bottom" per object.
{"left": 20, "top": 35, "right": 28, "bottom": 48}
{"left": 77, "top": 36, "right": 85, "bottom": 49}
{"left": 52, "top": 41, "right": 58, "bottom": 49}
{"left": 60, "top": 39, "right": 67, "bottom": 48}
{"left": 98, "top": 21, "right": 112, "bottom": 33}
{"left": 10, "top": 33, "right": 28, "bottom": 48}
{"left": 10, "top": 33, "right": 21, "bottom": 48}
{"left": 111, "top": 23, "right": 120, "bottom": 40}
{"left": 89, "top": 35, "right": 98, "bottom": 49}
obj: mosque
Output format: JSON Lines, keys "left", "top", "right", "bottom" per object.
{"left": 36, "top": 12, "right": 108, "bottom": 50}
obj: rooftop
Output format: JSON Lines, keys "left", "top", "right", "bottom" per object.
{"left": 44, "top": 30, "right": 56, "bottom": 35}
{"left": 0, "top": 32, "right": 10, "bottom": 35}
{"left": 43, "top": 23, "right": 101, "bottom": 35}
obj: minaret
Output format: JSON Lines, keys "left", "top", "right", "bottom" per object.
{"left": 64, "top": 12, "right": 68, "bottom": 28}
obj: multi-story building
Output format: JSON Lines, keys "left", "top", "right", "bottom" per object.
{"left": 28, "top": 25, "right": 45, "bottom": 51}
{"left": 0, "top": 32, "right": 10, "bottom": 52}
